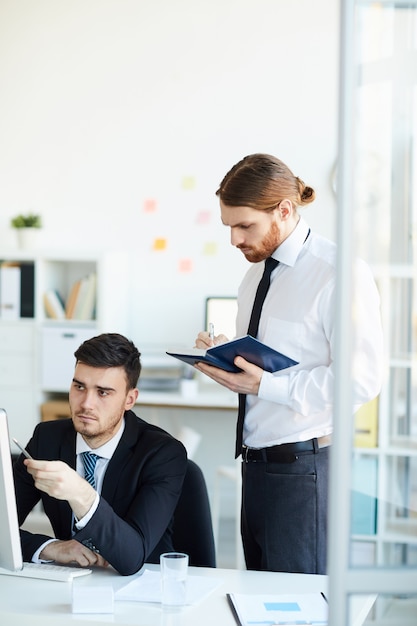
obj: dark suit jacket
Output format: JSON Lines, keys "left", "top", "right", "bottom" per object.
{"left": 13, "top": 410, "right": 187, "bottom": 575}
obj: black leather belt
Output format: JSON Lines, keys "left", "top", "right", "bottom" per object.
{"left": 242, "top": 435, "right": 331, "bottom": 463}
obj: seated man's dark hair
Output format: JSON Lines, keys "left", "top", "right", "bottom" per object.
{"left": 74, "top": 333, "right": 141, "bottom": 390}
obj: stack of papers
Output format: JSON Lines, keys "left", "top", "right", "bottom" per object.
{"left": 115, "top": 569, "right": 222, "bottom": 606}
{"left": 227, "top": 592, "right": 328, "bottom": 625}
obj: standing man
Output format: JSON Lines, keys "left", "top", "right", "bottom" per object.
{"left": 195, "top": 153, "right": 383, "bottom": 573}
{"left": 14, "top": 333, "right": 187, "bottom": 575}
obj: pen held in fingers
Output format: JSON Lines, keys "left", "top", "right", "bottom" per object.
{"left": 12, "top": 438, "right": 34, "bottom": 460}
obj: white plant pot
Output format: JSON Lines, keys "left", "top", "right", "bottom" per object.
{"left": 16, "top": 228, "right": 40, "bottom": 250}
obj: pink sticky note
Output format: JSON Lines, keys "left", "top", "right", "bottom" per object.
{"left": 196, "top": 210, "right": 211, "bottom": 225}
{"left": 179, "top": 258, "right": 193, "bottom": 273}
{"left": 143, "top": 198, "right": 157, "bottom": 213}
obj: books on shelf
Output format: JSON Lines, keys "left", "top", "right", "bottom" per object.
{"left": 167, "top": 335, "right": 298, "bottom": 373}
{"left": 43, "top": 272, "right": 97, "bottom": 322}
{"left": 43, "top": 290, "right": 66, "bottom": 320}
{"left": 70, "top": 273, "right": 97, "bottom": 321}
{"left": 65, "top": 279, "right": 82, "bottom": 319}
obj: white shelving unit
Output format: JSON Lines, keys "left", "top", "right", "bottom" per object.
{"left": 0, "top": 249, "right": 129, "bottom": 446}
{"left": 351, "top": 264, "right": 417, "bottom": 571}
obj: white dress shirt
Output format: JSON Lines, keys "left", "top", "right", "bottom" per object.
{"left": 236, "top": 217, "right": 384, "bottom": 449}
{"left": 74, "top": 418, "right": 125, "bottom": 528}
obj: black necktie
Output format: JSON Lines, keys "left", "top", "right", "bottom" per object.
{"left": 235, "top": 257, "right": 279, "bottom": 457}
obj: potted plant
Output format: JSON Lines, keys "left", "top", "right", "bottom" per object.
{"left": 10, "top": 213, "right": 42, "bottom": 249}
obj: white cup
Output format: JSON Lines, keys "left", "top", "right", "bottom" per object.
{"left": 160, "top": 552, "right": 189, "bottom": 609}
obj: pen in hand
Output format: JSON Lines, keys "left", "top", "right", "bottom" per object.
{"left": 12, "top": 438, "right": 34, "bottom": 460}
{"left": 209, "top": 322, "right": 215, "bottom": 343}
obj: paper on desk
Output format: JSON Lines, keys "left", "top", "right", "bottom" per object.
{"left": 227, "top": 592, "right": 328, "bottom": 626}
{"left": 115, "top": 569, "right": 222, "bottom": 605}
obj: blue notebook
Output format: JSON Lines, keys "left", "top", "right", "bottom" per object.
{"left": 167, "top": 335, "right": 298, "bottom": 373}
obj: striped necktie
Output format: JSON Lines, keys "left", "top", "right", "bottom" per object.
{"left": 81, "top": 451, "right": 100, "bottom": 489}
{"left": 235, "top": 257, "right": 279, "bottom": 458}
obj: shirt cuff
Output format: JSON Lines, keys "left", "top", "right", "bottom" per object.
{"left": 259, "top": 371, "right": 290, "bottom": 404}
{"left": 74, "top": 493, "right": 100, "bottom": 530}
{"left": 32, "top": 538, "right": 58, "bottom": 563}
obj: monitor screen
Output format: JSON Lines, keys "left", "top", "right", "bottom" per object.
{"left": 0, "top": 408, "right": 24, "bottom": 571}
{"left": 204, "top": 297, "right": 238, "bottom": 342}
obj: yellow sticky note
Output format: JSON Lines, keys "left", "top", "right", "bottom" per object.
{"left": 203, "top": 242, "right": 218, "bottom": 256}
{"left": 153, "top": 238, "right": 167, "bottom": 251}
{"left": 182, "top": 176, "right": 195, "bottom": 190}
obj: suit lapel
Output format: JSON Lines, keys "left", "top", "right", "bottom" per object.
{"left": 101, "top": 411, "right": 142, "bottom": 502}
{"left": 48, "top": 423, "right": 77, "bottom": 538}
{"left": 61, "top": 426, "right": 77, "bottom": 469}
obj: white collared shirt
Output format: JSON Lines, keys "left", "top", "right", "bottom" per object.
{"left": 236, "top": 217, "right": 384, "bottom": 448}
{"left": 74, "top": 418, "right": 125, "bottom": 528}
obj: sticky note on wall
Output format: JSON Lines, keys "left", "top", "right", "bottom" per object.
{"left": 182, "top": 176, "right": 195, "bottom": 190}
{"left": 203, "top": 242, "right": 218, "bottom": 256}
{"left": 196, "top": 210, "right": 211, "bottom": 224}
{"left": 153, "top": 238, "right": 167, "bottom": 251}
{"left": 143, "top": 198, "right": 157, "bottom": 213}
{"left": 178, "top": 258, "right": 193, "bottom": 273}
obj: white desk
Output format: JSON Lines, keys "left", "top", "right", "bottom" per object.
{"left": 0, "top": 565, "right": 375, "bottom": 626}
{"left": 136, "top": 385, "right": 238, "bottom": 409}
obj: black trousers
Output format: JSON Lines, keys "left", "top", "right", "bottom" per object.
{"left": 241, "top": 446, "right": 329, "bottom": 574}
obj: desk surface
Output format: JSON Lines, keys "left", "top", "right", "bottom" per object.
{"left": 0, "top": 564, "right": 375, "bottom": 626}
{"left": 136, "top": 386, "right": 238, "bottom": 410}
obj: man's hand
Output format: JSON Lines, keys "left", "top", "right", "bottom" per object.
{"left": 195, "top": 330, "right": 229, "bottom": 349}
{"left": 40, "top": 539, "right": 109, "bottom": 568}
{"left": 195, "top": 356, "right": 263, "bottom": 395}
{"left": 24, "top": 459, "right": 96, "bottom": 520}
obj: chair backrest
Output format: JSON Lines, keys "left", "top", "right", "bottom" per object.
{"left": 172, "top": 459, "right": 216, "bottom": 567}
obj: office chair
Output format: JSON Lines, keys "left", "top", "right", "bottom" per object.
{"left": 172, "top": 459, "right": 216, "bottom": 568}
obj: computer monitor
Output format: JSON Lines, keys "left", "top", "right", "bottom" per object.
{"left": 204, "top": 296, "right": 238, "bottom": 341}
{"left": 0, "top": 408, "right": 24, "bottom": 571}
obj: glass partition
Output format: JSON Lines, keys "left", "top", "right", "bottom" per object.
{"left": 328, "top": 1, "right": 417, "bottom": 623}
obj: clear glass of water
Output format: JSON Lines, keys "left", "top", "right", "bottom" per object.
{"left": 160, "top": 552, "right": 189, "bottom": 609}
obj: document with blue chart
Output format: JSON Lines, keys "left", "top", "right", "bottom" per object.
{"left": 227, "top": 592, "right": 328, "bottom": 626}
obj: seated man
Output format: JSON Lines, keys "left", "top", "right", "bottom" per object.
{"left": 13, "top": 333, "right": 187, "bottom": 575}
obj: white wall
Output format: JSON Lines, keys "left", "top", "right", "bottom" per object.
{"left": 0, "top": 0, "right": 340, "bottom": 351}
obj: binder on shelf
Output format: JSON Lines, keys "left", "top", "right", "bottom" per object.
{"left": 0, "top": 263, "right": 21, "bottom": 320}
{"left": 19, "top": 262, "right": 35, "bottom": 318}
{"left": 351, "top": 456, "right": 378, "bottom": 535}
{"left": 43, "top": 290, "right": 66, "bottom": 320}
{"left": 354, "top": 396, "right": 379, "bottom": 448}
